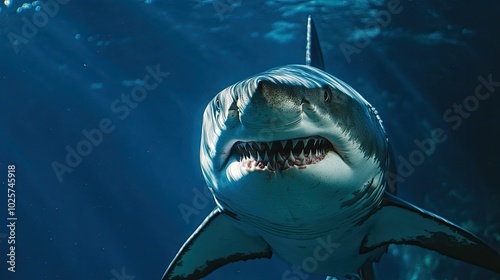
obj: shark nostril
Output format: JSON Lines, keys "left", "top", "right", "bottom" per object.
{"left": 229, "top": 101, "right": 238, "bottom": 111}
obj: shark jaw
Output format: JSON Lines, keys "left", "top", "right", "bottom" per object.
{"left": 231, "top": 136, "right": 337, "bottom": 172}
{"left": 220, "top": 131, "right": 360, "bottom": 188}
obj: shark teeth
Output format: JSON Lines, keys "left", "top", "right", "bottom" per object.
{"left": 233, "top": 136, "right": 333, "bottom": 171}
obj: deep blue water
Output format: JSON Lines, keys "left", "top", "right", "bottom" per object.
{"left": 0, "top": 0, "right": 499, "bottom": 279}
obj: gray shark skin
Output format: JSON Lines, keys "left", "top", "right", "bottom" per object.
{"left": 162, "top": 16, "right": 500, "bottom": 280}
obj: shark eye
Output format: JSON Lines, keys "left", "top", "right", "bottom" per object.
{"left": 324, "top": 89, "right": 331, "bottom": 102}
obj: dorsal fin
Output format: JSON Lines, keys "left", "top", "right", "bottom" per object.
{"left": 306, "top": 15, "right": 325, "bottom": 71}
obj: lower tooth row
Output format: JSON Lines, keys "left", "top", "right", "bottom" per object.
{"left": 241, "top": 150, "right": 326, "bottom": 170}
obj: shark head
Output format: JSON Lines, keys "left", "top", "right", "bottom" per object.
{"left": 200, "top": 64, "right": 390, "bottom": 232}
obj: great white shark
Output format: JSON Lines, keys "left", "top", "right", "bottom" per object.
{"left": 162, "top": 16, "right": 500, "bottom": 279}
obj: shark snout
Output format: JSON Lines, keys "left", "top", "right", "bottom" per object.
{"left": 239, "top": 80, "right": 304, "bottom": 130}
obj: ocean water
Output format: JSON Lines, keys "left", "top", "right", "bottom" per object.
{"left": 0, "top": 0, "right": 499, "bottom": 279}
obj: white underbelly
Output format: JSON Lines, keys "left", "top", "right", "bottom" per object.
{"left": 260, "top": 224, "right": 378, "bottom": 277}
{"left": 215, "top": 156, "right": 386, "bottom": 276}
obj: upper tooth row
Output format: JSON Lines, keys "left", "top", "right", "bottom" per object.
{"left": 242, "top": 149, "right": 327, "bottom": 162}
{"left": 239, "top": 138, "right": 326, "bottom": 151}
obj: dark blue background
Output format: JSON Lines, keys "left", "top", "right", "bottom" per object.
{"left": 0, "top": 0, "right": 499, "bottom": 279}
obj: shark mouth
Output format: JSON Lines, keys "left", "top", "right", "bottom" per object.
{"left": 232, "top": 136, "right": 335, "bottom": 171}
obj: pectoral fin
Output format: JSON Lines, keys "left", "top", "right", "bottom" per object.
{"left": 162, "top": 208, "right": 272, "bottom": 280}
{"left": 361, "top": 192, "right": 500, "bottom": 274}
